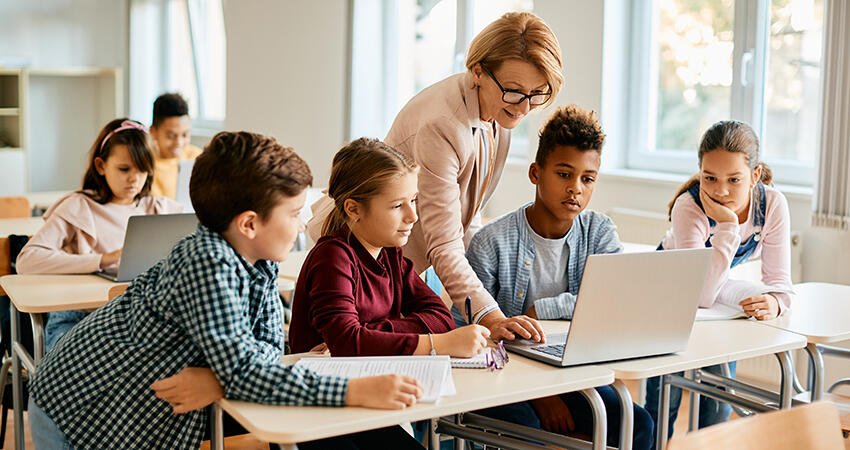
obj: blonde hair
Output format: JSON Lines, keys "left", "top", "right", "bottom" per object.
{"left": 322, "top": 138, "right": 419, "bottom": 237}
{"left": 667, "top": 120, "right": 774, "bottom": 219}
{"left": 465, "top": 11, "right": 564, "bottom": 105}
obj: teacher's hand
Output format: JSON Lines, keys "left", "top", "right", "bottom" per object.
{"left": 479, "top": 310, "right": 545, "bottom": 343}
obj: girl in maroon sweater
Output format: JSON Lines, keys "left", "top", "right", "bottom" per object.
{"left": 290, "top": 138, "right": 489, "bottom": 357}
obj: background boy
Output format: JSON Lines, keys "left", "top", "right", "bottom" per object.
{"left": 149, "top": 92, "right": 203, "bottom": 199}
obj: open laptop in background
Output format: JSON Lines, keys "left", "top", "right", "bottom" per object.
{"left": 95, "top": 213, "right": 199, "bottom": 282}
{"left": 505, "top": 248, "right": 713, "bottom": 367}
{"left": 175, "top": 159, "right": 195, "bottom": 213}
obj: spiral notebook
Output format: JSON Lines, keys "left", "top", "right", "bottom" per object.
{"left": 450, "top": 352, "right": 490, "bottom": 369}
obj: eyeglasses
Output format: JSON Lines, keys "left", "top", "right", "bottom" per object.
{"left": 485, "top": 340, "right": 510, "bottom": 372}
{"left": 481, "top": 64, "right": 552, "bottom": 107}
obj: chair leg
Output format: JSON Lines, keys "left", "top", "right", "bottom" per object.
{"left": 0, "top": 357, "right": 12, "bottom": 449}
{"left": 0, "top": 404, "right": 7, "bottom": 449}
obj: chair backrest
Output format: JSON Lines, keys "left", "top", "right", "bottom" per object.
{"left": 668, "top": 402, "right": 845, "bottom": 450}
{"left": 0, "top": 197, "right": 30, "bottom": 219}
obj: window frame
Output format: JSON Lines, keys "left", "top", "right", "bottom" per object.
{"left": 625, "top": 0, "right": 818, "bottom": 186}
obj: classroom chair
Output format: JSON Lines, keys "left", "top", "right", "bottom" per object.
{"left": 0, "top": 234, "right": 31, "bottom": 448}
{"left": 667, "top": 401, "right": 845, "bottom": 450}
{"left": 0, "top": 197, "right": 30, "bottom": 219}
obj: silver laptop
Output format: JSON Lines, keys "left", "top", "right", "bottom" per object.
{"left": 505, "top": 248, "right": 712, "bottom": 367}
{"left": 95, "top": 213, "right": 198, "bottom": 282}
{"left": 175, "top": 159, "right": 195, "bottom": 213}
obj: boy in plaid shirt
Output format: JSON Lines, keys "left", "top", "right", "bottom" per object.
{"left": 28, "top": 132, "right": 424, "bottom": 449}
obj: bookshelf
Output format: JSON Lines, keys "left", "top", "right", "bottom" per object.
{"left": 0, "top": 67, "right": 122, "bottom": 195}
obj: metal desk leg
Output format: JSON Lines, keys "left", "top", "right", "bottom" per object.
{"left": 612, "top": 380, "right": 633, "bottom": 450}
{"left": 428, "top": 418, "right": 440, "bottom": 450}
{"left": 805, "top": 343, "right": 824, "bottom": 401}
{"left": 10, "top": 302, "right": 24, "bottom": 450}
{"left": 776, "top": 351, "right": 794, "bottom": 408}
{"left": 688, "top": 369, "right": 701, "bottom": 432}
{"left": 656, "top": 374, "right": 671, "bottom": 450}
{"left": 579, "top": 388, "right": 607, "bottom": 450}
{"left": 209, "top": 403, "right": 223, "bottom": 450}
{"left": 452, "top": 414, "right": 466, "bottom": 450}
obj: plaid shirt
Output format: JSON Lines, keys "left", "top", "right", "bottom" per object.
{"left": 30, "top": 225, "right": 348, "bottom": 449}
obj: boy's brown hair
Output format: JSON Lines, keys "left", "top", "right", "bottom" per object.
{"left": 190, "top": 131, "right": 312, "bottom": 232}
{"left": 535, "top": 105, "right": 606, "bottom": 166}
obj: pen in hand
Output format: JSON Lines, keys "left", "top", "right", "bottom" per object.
{"left": 465, "top": 296, "right": 473, "bottom": 325}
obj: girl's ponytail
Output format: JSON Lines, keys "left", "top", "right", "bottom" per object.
{"left": 321, "top": 138, "right": 418, "bottom": 237}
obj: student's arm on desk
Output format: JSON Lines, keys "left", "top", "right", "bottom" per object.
{"left": 159, "top": 255, "right": 423, "bottom": 410}
{"left": 15, "top": 217, "right": 102, "bottom": 274}
{"left": 172, "top": 254, "right": 349, "bottom": 406}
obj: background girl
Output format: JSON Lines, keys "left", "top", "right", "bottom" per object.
{"left": 17, "top": 118, "right": 183, "bottom": 350}
{"left": 646, "top": 120, "right": 793, "bottom": 443}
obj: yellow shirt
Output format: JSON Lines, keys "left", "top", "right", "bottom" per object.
{"left": 151, "top": 144, "right": 203, "bottom": 199}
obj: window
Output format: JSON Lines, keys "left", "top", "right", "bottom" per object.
{"left": 130, "top": 0, "right": 226, "bottom": 133}
{"left": 627, "top": 0, "right": 823, "bottom": 186}
{"left": 350, "top": 0, "right": 533, "bottom": 161}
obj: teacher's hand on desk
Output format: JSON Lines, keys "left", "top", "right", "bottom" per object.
{"left": 478, "top": 310, "right": 545, "bottom": 343}
{"left": 346, "top": 375, "right": 422, "bottom": 409}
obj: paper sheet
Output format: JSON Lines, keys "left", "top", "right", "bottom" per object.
{"left": 296, "top": 355, "right": 454, "bottom": 403}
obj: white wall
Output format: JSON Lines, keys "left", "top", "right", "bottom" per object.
{"left": 223, "top": 0, "right": 350, "bottom": 187}
{"left": 0, "top": 0, "right": 129, "bottom": 195}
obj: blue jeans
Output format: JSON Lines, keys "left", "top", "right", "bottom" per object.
{"left": 45, "top": 310, "right": 88, "bottom": 352}
{"left": 28, "top": 398, "right": 73, "bottom": 449}
{"left": 476, "top": 386, "right": 654, "bottom": 450}
{"left": 645, "top": 362, "right": 736, "bottom": 449}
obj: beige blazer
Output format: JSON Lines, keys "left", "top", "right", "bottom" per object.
{"left": 308, "top": 72, "right": 511, "bottom": 321}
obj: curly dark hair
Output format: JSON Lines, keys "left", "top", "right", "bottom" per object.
{"left": 536, "top": 105, "right": 606, "bottom": 166}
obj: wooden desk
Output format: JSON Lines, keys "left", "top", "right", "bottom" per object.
{"left": 0, "top": 274, "right": 121, "bottom": 450}
{"left": 216, "top": 354, "right": 615, "bottom": 450}
{"left": 760, "top": 282, "right": 850, "bottom": 401}
{"left": 534, "top": 320, "right": 806, "bottom": 450}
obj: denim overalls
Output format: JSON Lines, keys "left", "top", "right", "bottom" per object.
{"left": 646, "top": 182, "right": 767, "bottom": 447}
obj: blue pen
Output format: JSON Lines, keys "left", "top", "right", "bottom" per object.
{"left": 465, "top": 296, "right": 473, "bottom": 325}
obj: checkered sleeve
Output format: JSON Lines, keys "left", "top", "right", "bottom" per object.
{"left": 173, "top": 249, "right": 348, "bottom": 406}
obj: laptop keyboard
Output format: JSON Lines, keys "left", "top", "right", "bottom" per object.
{"left": 532, "top": 343, "right": 565, "bottom": 357}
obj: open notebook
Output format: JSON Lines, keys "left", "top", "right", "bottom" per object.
{"left": 295, "top": 355, "right": 455, "bottom": 403}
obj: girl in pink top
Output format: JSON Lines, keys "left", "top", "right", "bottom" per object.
{"left": 17, "top": 118, "right": 182, "bottom": 350}
{"left": 647, "top": 120, "right": 793, "bottom": 443}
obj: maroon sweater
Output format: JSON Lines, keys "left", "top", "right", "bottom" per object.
{"left": 289, "top": 233, "right": 455, "bottom": 356}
